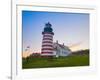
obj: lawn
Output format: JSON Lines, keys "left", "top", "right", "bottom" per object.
{"left": 22, "top": 54, "right": 89, "bottom": 69}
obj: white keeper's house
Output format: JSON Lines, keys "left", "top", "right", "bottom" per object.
{"left": 53, "top": 41, "right": 71, "bottom": 57}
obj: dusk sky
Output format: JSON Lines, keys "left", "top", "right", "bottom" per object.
{"left": 22, "top": 10, "right": 89, "bottom": 56}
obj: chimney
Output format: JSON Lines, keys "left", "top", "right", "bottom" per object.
{"left": 63, "top": 43, "right": 64, "bottom": 46}
{"left": 56, "top": 40, "right": 58, "bottom": 44}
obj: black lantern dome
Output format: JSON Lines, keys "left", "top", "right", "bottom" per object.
{"left": 42, "top": 22, "right": 54, "bottom": 35}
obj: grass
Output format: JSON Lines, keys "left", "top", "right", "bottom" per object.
{"left": 22, "top": 54, "right": 89, "bottom": 69}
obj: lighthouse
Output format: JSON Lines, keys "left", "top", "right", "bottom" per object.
{"left": 41, "top": 22, "right": 54, "bottom": 56}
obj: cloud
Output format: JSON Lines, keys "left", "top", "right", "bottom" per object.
{"left": 69, "top": 42, "right": 82, "bottom": 48}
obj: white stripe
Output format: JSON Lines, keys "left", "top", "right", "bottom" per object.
{"left": 42, "top": 40, "right": 52, "bottom": 43}
{"left": 44, "top": 33, "right": 53, "bottom": 36}
{"left": 42, "top": 50, "right": 53, "bottom": 52}
{"left": 41, "top": 54, "right": 55, "bottom": 56}
{"left": 43, "top": 36, "right": 53, "bottom": 39}
{"left": 42, "top": 43, "right": 53, "bottom": 45}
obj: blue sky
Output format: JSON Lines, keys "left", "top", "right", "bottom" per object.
{"left": 22, "top": 11, "right": 89, "bottom": 54}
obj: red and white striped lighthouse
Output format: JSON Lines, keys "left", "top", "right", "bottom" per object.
{"left": 41, "top": 22, "right": 54, "bottom": 56}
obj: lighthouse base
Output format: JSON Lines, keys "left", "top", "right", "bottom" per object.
{"left": 40, "top": 54, "right": 55, "bottom": 58}
{"left": 40, "top": 56, "right": 54, "bottom": 58}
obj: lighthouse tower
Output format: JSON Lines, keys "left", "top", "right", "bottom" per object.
{"left": 41, "top": 22, "right": 54, "bottom": 56}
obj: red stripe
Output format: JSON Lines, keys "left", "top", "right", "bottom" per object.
{"left": 43, "top": 38, "right": 52, "bottom": 40}
{"left": 42, "top": 45, "right": 53, "bottom": 47}
{"left": 43, "top": 35, "right": 52, "bottom": 37}
{"left": 41, "top": 52, "right": 53, "bottom": 54}
{"left": 42, "top": 43, "right": 53, "bottom": 46}
{"left": 42, "top": 48, "right": 53, "bottom": 50}
{"left": 42, "top": 41, "right": 52, "bottom": 43}
{"left": 42, "top": 32, "right": 54, "bottom": 35}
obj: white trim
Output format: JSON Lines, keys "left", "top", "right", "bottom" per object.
{"left": 12, "top": 4, "right": 96, "bottom": 80}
